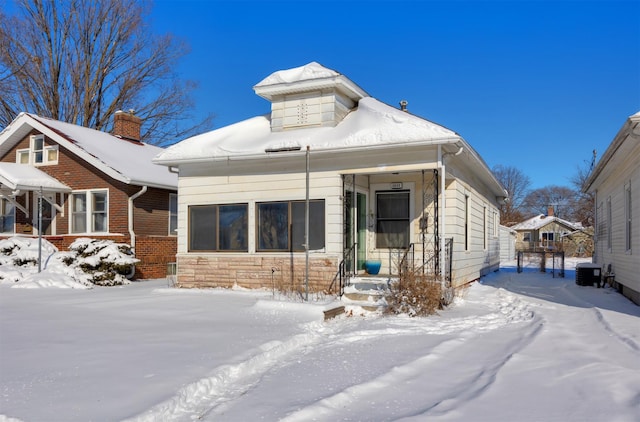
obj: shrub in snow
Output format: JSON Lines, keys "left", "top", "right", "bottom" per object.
{"left": 68, "top": 238, "right": 139, "bottom": 286}
{"left": 0, "top": 237, "right": 57, "bottom": 267}
{"left": 385, "top": 271, "right": 443, "bottom": 317}
{"left": 0, "top": 236, "right": 138, "bottom": 287}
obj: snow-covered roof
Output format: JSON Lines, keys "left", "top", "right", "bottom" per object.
{"left": 255, "top": 61, "right": 340, "bottom": 86}
{"left": 0, "top": 162, "right": 71, "bottom": 192}
{"left": 0, "top": 113, "right": 177, "bottom": 190}
{"left": 154, "top": 97, "right": 461, "bottom": 164}
{"left": 253, "top": 61, "right": 369, "bottom": 102}
{"left": 584, "top": 110, "right": 640, "bottom": 192}
{"left": 510, "top": 214, "right": 582, "bottom": 231}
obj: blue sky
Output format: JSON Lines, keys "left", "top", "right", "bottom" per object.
{"left": 6, "top": 0, "right": 638, "bottom": 189}
{"left": 149, "top": 0, "right": 639, "bottom": 190}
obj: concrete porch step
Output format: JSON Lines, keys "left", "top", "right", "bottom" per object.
{"left": 342, "top": 276, "right": 394, "bottom": 312}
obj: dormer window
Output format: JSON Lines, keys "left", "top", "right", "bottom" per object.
{"left": 16, "top": 135, "right": 58, "bottom": 165}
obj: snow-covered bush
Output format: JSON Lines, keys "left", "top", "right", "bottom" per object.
{"left": 0, "top": 237, "right": 57, "bottom": 267}
{"left": 0, "top": 236, "right": 138, "bottom": 288}
{"left": 68, "top": 238, "right": 139, "bottom": 286}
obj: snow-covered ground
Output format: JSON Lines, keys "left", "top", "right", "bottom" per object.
{"left": 1, "top": 258, "right": 639, "bottom": 422}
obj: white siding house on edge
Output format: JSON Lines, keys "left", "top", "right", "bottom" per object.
{"left": 584, "top": 111, "right": 640, "bottom": 305}
{"left": 153, "top": 62, "right": 508, "bottom": 293}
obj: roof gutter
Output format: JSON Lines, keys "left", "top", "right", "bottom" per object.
{"left": 128, "top": 185, "right": 148, "bottom": 254}
{"left": 153, "top": 136, "right": 464, "bottom": 166}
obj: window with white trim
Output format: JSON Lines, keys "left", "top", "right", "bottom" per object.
{"left": 625, "top": 183, "right": 632, "bottom": 253}
{"left": 483, "top": 205, "right": 487, "bottom": 250}
{"left": 169, "top": 193, "right": 178, "bottom": 235}
{"left": 607, "top": 196, "right": 612, "bottom": 251}
{"left": 16, "top": 135, "right": 58, "bottom": 165}
{"left": 464, "top": 195, "right": 469, "bottom": 251}
{"left": 0, "top": 198, "right": 15, "bottom": 234}
{"left": 70, "top": 190, "right": 108, "bottom": 233}
{"left": 376, "top": 191, "right": 410, "bottom": 249}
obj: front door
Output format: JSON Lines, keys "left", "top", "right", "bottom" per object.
{"left": 345, "top": 190, "right": 368, "bottom": 271}
{"left": 34, "top": 193, "right": 55, "bottom": 235}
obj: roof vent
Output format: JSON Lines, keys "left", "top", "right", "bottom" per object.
{"left": 399, "top": 100, "right": 408, "bottom": 112}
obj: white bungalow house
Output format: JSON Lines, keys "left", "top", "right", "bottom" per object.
{"left": 509, "top": 206, "right": 583, "bottom": 252}
{"left": 583, "top": 111, "right": 639, "bottom": 305}
{"left": 154, "top": 62, "right": 507, "bottom": 294}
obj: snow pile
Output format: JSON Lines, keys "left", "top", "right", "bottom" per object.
{"left": 0, "top": 236, "right": 139, "bottom": 289}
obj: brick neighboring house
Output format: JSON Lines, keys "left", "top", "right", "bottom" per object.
{"left": 0, "top": 111, "right": 177, "bottom": 279}
{"left": 510, "top": 206, "right": 584, "bottom": 252}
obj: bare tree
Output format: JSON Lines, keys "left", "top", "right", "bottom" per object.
{"left": 570, "top": 150, "right": 597, "bottom": 226}
{"left": 492, "top": 165, "right": 531, "bottom": 225}
{"left": 0, "top": 0, "right": 212, "bottom": 145}
{"left": 522, "top": 185, "right": 580, "bottom": 220}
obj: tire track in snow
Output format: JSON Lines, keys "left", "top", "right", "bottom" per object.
{"left": 555, "top": 282, "right": 640, "bottom": 354}
{"left": 591, "top": 307, "right": 640, "bottom": 353}
{"left": 281, "top": 289, "right": 539, "bottom": 422}
{"left": 127, "top": 288, "right": 535, "bottom": 422}
{"left": 124, "top": 321, "right": 334, "bottom": 422}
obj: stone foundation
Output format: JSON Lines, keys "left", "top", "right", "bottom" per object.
{"left": 176, "top": 254, "right": 340, "bottom": 292}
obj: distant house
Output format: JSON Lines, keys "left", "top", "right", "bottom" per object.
{"left": 153, "top": 62, "right": 507, "bottom": 292}
{"left": 561, "top": 227, "right": 594, "bottom": 258}
{"left": 584, "top": 111, "right": 639, "bottom": 305}
{"left": 510, "top": 206, "right": 583, "bottom": 252}
{"left": 0, "top": 111, "right": 177, "bottom": 279}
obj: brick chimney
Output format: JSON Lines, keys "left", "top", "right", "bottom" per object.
{"left": 113, "top": 110, "right": 141, "bottom": 141}
{"left": 547, "top": 205, "right": 554, "bottom": 217}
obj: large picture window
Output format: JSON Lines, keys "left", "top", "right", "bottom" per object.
{"left": 189, "top": 204, "right": 248, "bottom": 251}
{"left": 70, "top": 190, "right": 108, "bottom": 233}
{"left": 376, "top": 191, "right": 410, "bottom": 249}
{"left": 257, "top": 200, "right": 325, "bottom": 252}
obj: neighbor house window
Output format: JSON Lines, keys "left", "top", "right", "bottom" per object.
{"left": 625, "top": 183, "right": 632, "bottom": 253}
{"left": 16, "top": 135, "right": 58, "bottom": 165}
{"left": 70, "top": 190, "right": 108, "bottom": 233}
{"left": 523, "top": 232, "right": 531, "bottom": 242}
{"left": 376, "top": 191, "right": 410, "bottom": 249}
{"left": 0, "top": 198, "right": 15, "bottom": 234}
{"left": 169, "top": 193, "right": 178, "bottom": 235}
{"left": 189, "top": 204, "right": 248, "bottom": 251}
{"left": 256, "top": 200, "right": 325, "bottom": 252}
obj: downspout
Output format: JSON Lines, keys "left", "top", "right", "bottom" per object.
{"left": 128, "top": 186, "right": 148, "bottom": 277}
{"left": 439, "top": 145, "right": 463, "bottom": 282}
